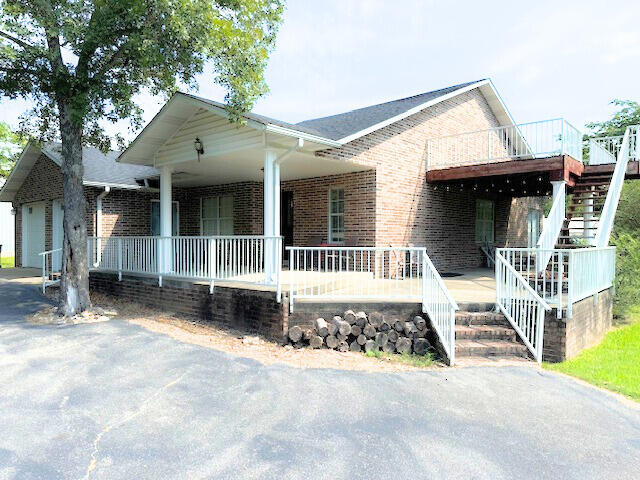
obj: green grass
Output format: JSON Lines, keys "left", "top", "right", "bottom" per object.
{"left": 544, "top": 308, "right": 640, "bottom": 401}
{"left": 0, "top": 256, "right": 14, "bottom": 268}
{"left": 365, "top": 349, "right": 436, "bottom": 368}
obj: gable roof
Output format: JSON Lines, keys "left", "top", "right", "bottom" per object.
{"left": 296, "top": 80, "right": 487, "bottom": 142}
{"left": 0, "top": 142, "right": 158, "bottom": 202}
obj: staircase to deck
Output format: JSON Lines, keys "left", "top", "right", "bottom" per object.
{"left": 455, "top": 311, "right": 531, "bottom": 360}
{"left": 556, "top": 170, "right": 613, "bottom": 248}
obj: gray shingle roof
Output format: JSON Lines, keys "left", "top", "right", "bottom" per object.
{"left": 296, "top": 80, "right": 485, "bottom": 141}
{"left": 43, "top": 143, "right": 158, "bottom": 187}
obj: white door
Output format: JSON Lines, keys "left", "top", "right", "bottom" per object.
{"left": 21, "top": 202, "right": 45, "bottom": 268}
{"left": 52, "top": 200, "right": 64, "bottom": 271}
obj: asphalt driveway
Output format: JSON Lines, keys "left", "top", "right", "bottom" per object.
{"left": 1, "top": 279, "right": 639, "bottom": 480}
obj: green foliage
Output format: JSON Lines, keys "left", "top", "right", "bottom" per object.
{"left": 364, "top": 349, "right": 436, "bottom": 368}
{"left": 610, "top": 233, "right": 640, "bottom": 319}
{"left": 0, "top": 121, "right": 24, "bottom": 177}
{"left": 586, "top": 100, "right": 640, "bottom": 137}
{"left": 544, "top": 309, "right": 640, "bottom": 401}
{"left": 0, "top": 256, "right": 15, "bottom": 268}
{"left": 0, "top": 0, "right": 285, "bottom": 149}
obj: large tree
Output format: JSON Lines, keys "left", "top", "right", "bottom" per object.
{"left": 0, "top": 0, "right": 284, "bottom": 316}
{"left": 0, "top": 121, "right": 24, "bottom": 177}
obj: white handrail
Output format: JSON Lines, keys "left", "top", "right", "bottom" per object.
{"left": 426, "top": 118, "right": 583, "bottom": 170}
{"left": 39, "top": 248, "right": 62, "bottom": 293}
{"left": 588, "top": 138, "right": 617, "bottom": 165}
{"left": 422, "top": 253, "right": 458, "bottom": 366}
{"left": 594, "top": 126, "right": 637, "bottom": 247}
{"left": 535, "top": 184, "right": 565, "bottom": 271}
{"left": 495, "top": 251, "right": 551, "bottom": 362}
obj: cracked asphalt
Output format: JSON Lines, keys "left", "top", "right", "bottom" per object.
{"left": 1, "top": 279, "right": 639, "bottom": 479}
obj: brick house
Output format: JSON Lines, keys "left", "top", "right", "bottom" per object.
{"left": 2, "top": 79, "right": 636, "bottom": 365}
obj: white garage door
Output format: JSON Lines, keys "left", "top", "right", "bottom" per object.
{"left": 21, "top": 202, "right": 45, "bottom": 268}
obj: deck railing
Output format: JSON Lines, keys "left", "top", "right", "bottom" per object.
{"left": 589, "top": 127, "right": 638, "bottom": 164}
{"left": 535, "top": 184, "right": 565, "bottom": 271}
{"left": 87, "top": 235, "right": 282, "bottom": 298}
{"left": 497, "top": 247, "right": 616, "bottom": 319}
{"left": 594, "top": 126, "right": 638, "bottom": 247}
{"left": 286, "top": 246, "right": 458, "bottom": 365}
{"left": 495, "top": 250, "right": 551, "bottom": 362}
{"left": 426, "top": 118, "right": 583, "bottom": 170}
{"left": 39, "top": 248, "right": 62, "bottom": 293}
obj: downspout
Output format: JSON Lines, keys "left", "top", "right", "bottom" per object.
{"left": 96, "top": 187, "right": 110, "bottom": 265}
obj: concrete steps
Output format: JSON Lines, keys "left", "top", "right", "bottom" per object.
{"left": 455, "top": 311, "right": 532, "bottom": 360}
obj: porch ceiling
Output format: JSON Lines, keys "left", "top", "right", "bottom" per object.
{"left": 118, "top": 92, "right": 369, "bottom": 186}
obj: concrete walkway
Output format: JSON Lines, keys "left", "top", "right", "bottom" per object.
{"left": 0, "top": 277, "right": 638, "bottom": 479}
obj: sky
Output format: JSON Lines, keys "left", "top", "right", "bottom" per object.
{"left": 1, "top": 0, "right": 639, "bottom": 143}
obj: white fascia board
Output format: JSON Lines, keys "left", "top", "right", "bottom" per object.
{"left": 480, "top": 79, "right": 518, "bottom": 127}
{"left": 0, "top": 142, "right": 43, "bottom": 202}
{"left": 82, "top": 180, "right": 158, "bottom": 192}
{"left": 335, "top": 80, "right": 509, "bottom": 144}
{"left": 265, "top": 123, "right": 342, "bottom": 148}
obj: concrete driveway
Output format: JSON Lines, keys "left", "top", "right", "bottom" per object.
{"left": 1, "top": 279, "right": 639, "bottom": 480}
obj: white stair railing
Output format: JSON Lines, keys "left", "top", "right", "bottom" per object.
{"left": 422, "top": 253, "right": 459, "bottom": 366}
{"left": 594, "top": 126, "right": 638, "bottom": 247}
{"left": 588, "top": 138, "right": 617, "bottom": 165}
{"left": 495, "top": 250, "right": 552, "bottom": 362}
{"left": 535, "top": 185, "right": 565, "bottom": 272}
{"left": 39, "top": 248, "right": 62, "bottom": 293}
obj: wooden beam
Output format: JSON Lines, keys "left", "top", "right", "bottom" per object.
{"left": 426, "top": 156, "right": 565, "bottom": 182}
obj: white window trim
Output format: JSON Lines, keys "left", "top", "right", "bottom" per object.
{"left": 200, "top": 195, "right": 234, "bottom": 236}
{"left": 327, "top": 187, "right": 345, "bottom": 244}
{"left": 150, "top": 199, "right": 180, "bottom": 236}
{"left": 475, "top": 199, "right": 495, "bottom": 244}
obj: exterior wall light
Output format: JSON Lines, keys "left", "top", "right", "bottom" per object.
{"left": 194, "top": 137, "right": 204, "bottom": 161}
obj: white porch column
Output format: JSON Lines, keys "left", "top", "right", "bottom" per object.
{"left": 550, "top": 180, "right": 566, "bottom": 200}
{"left": 160, "top": 165, "right": 173, "bottom": 273}
{"left": 263, "top": 148, "right": 280, "bottom": 283}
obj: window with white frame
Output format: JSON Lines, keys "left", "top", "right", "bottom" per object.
{"left": 475, "top": 199, "right": 495, "bottom": 244}
{"left": 328, "top": 188, "right": 345, "bottom": 243}
{"left": 150, "top": 200, "right": 179, "bottom": 236}
{"left": 201, "top": 196, "right": 233, "bottom": 235}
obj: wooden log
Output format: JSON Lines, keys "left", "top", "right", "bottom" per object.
{"left": 387, "top": 330, "right": 399, "bottom": 343}
{"left": 369, "top": 311, "right": 383, "bottom": 328}
{"left": 375, "top": 332, "right": 388, "bottom": 348}
{"left": 382, "top": 341, "right": 396, "bottom": 353}
{"left": 337, "top": 341, "right": 349, "bottom": 352}
{"left": 314, "top": 318, "right": 329, "bottom": 337}
{"left": 293, "top": 341, "right": 305, "bottom": 349}
{"left": 350, "top": 325, "right": 362, "bottom": 337}
{"left": 364, "top": 339, "right": 377, "bottom": 353}
{"left": 413, "top": 316, "right": 427, "bottom": 331}
{"left": 288, "top": 325, "right": 303, "bottom": 343}
{"left": 363, "top": 324, "right": 376, "bottom": 338}
{"left": 357, "top": 334, "right": 367, "bottom": 346}
{"left": 403, "top": 321, "right": 416, "bottom": 337}
{"left": 327, "top": 322, "right": 338, "bottom": 336}
{"left": 336, "top": 333, "right": 348, "bottom": 342}
{"left": 413, "top": 329, "right": 427, "bottom": 339}
{"left": 331, "top": 315, "right": 343, "bottom": 325}
{"left": 303, "top": 329, "right": 312, "bottom": 341}
{"left": 309, "top": 335, "right": 324, "bottom": 349}
{"left": 325, "top": 335, "right": 339, "bottom": 349}
{"left": 413, "top": 338, "right": 431, "bottom": 356}
{"left": 343, "top": 310, "right": 356, "bottom": 325}
{"left": 393, "top": 320, "right": 404, "bottom": 332}
{"left": 379, "top": 321, "right": 391, "bottom": 332}
{"left": 349, "top": 340, "right": 362, "bottom": 352}
{"left": 396, "top": 337, "right": 412, "bottom": 354}
{"left": 354, "top": 311, "right": 368, "bottom": 327}
{"left": 338, "top": 320, "right": 352, "bottom": 336}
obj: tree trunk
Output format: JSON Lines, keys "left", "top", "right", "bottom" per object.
{"left": 58, "top": 103, "right": 91, "bottom": 316}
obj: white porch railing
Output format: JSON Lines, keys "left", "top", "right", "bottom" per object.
{"left": 589, "top": 128, "right": 638, "bottom": 164}
{"left": 87, "top": 235, "right": 282, "bottom": 299}
{"left": 426, "top": 118, "right": 583, "bottom": 170}
{"left": 497, "top": 247, "right": 616, "bottom": 319}
{"left": 495, "top": 250, "right": 551, "bottom": 362}
{"left": 286, "top": 246, "right": 458, "bottom": 365}
{"left": 39, "top": 248, "right": 62, "bottom": 293}
{"left": 593, "top": 126, "right": 638, "bottom": 247}
{"left": 535, "top": 184, "right": 565, "bottom": 271}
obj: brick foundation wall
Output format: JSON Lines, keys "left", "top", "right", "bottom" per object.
{"left": 89, "top": 272, "right": 288, "bottom": 340}
{"left": 542, "top": 288, "right": 613, "bottom": 362}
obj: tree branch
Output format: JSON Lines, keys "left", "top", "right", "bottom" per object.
{"left": 0, "top": 30, "right": 39, "bottom": 51}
